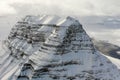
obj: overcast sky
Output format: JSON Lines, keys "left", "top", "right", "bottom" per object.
{"left": 0, "top": 0, "right": 120, "bottom": 46}
{"left": 0, "top": 0, "right": 120, "bottom": 16}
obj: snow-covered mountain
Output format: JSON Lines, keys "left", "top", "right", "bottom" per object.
{"left": 0, "top": 15, "right": 120, "bottom": 80}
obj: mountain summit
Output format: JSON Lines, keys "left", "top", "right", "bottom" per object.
{"left": 0, "top": 15, "right": 120, "bottom": 80}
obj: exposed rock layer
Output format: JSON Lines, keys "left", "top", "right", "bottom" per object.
{"left": 0, "top": 15, "right": 120, "bottom": 80}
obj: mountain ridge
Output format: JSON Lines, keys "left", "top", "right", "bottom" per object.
{"left": 0, "top": 15, "right": 120, "bottom": 80}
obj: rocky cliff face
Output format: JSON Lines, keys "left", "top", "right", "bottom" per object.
{"left": 0, "top": 15, "right": 120, "bottom": 80}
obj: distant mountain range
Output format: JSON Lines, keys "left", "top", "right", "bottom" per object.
{"left": 93, "top": 39, "right": 120, "bottom": 59}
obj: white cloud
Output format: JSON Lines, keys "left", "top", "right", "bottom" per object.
{"left": 88, "top": 29, "right": 120, "bottom": 46}
{"left": 0, "top": 2, "right": 16, "bottom": 15}
{"left": 0, "top": 0, "right": 120, "bottom": 16}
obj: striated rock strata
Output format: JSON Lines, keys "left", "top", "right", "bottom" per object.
{"left": 0, "top": 15, "right": 120, "bottom": 80}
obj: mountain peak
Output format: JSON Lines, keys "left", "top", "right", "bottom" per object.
{"left": 0, "top": 15, "right": 120, "bottom": 80}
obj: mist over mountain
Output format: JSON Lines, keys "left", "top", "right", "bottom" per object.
{"left": 0, "top": 0, "right": 120, "bottom": 79}
{"left": 93, "top": 39, "right": 120, "bottom": 59}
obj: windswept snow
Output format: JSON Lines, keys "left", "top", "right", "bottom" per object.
{"left": 106, "top": 55, "right": 120, "bottom": 69}
{"left": 0, "top": 15, "right": 120, "bottom": 80}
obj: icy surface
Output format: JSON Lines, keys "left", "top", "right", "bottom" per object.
{"left": 0, "top": 15, "right": 120, "bottom": 80}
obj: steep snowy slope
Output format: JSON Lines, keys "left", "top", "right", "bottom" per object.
{"left": 0, "top": 15, "right": 120, "bottom": 80}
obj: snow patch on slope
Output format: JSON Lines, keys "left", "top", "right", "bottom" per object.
{"left": 0, "top": 15, "right": 120, "bottom": 80}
